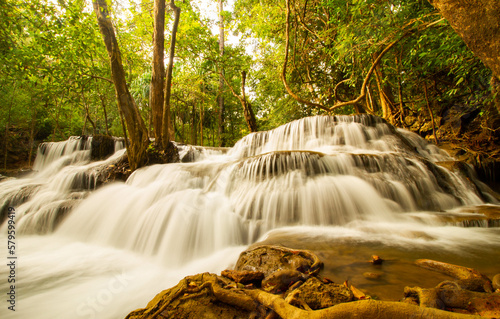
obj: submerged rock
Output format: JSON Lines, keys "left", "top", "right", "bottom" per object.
{"left": 363, "top": 271, "right": 384, "bottom": 280}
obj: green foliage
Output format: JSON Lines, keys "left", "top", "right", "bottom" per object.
{"left": 234, "top": 0, "right": 492, "bottom": 125}
{"left": 1, "top": 0, "right": 495, "bottom": 169}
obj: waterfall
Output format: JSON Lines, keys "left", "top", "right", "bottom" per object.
{"left": 0, "top": 136, "right": 126, "bottom": 233}
{"left": 1, "top": 115, "right": 498, "bottom": 319}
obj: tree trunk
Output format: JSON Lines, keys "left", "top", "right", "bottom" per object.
{"left": 93, "top": 0, "right": 149, "bottom": 170}
{"left": 82, "top": 111, "right": 87, "bottom": 135}
{"left": 150, "top": 0, "right": 165, "bottom": 145}
{"left": 240, "top": 71, "right": 258, "bottom": 132}
{"left": 423, "top": 81, "right": 439, "bottom": 144}
{"left": 28, "top": 101, "right": 37, "bottom": 167}
{"left": 373, "top": 53, "right": 396, "bottom": 122}
{"left": 3, "top": 84, "right": 15, "bottom": 170}
{"left": 428, "top": 0, "right": 500, "bottom": 82}
{"left": 223, "top": 71, "right": 258, "bottom": 133}
{"left": 191, "top": 103, "right": 197, "bottom": 145}
{"left": 81, "top": 89, "right": 96, "bottom": 135}
{"left": 162, "top": 0, "right": 180, "bottom": 149}
{"left": 218, "top": 0, "right": 225, "bottom": 146}
{"left": 200, "top": 84, "right": 204, "bottom": 146}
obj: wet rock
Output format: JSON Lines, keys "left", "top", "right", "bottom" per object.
{"left": 235, "top": 245, "right": 323, "bottom": 276}
{"left": 411, "top": 205, "right": 500, "bottom": 228}
{"left": 493, "top": 274, "right": 500, "bottom": 291}
{"left": 94, "top": 153, "right": 132, "bottom": 184}
{"left": 371, "top": 255, "right": 384, "bottom": 265}
{"left": 221, "top": 269, "right": 264, "bottom": 285}
{"left": 285, "top": 277, "right": 353, "bottom": 310}
{"left": 90, "top": 135, "right": 116, "bottom": 160}
{"left": 262, "top": 269, "right": 307, "bottom": 293}
{"left": 146, "top": 140, "right": 180, "bottom": 165}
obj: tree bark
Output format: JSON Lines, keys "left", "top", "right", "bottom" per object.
{"left": 223, "top": 71, "right": 258, "bottom": 133}
{"left": 162, "top": 0, "right": 180, "bottom": 149}
{"left": 423, "top": 82, "right": 439, "bottom": 144}
{"left": 3, "top": 84, "right": 15, "bottom": 170}
{"left": 150, "top": 0, "right": 165, "bottom": 145}
{"left": 240, "top": 71, "right": 258, "bottom": 132}
{"left": 218, "top": 0, "right": 225, "bottom": 146}
{"left": 28, "top": 101, "right": 37, "bottom": 167}
{"left": 191, "top": 103, "right": 197, "bottom": 145}
{"left": 93, "top": 0, "right": 149, "bottom": 170}
{"left": 428, "top": 0, "right": 500, "bottom": 82}
{"left": 373, "top": 53, "right": 396, "bottom": 122}
{"left": 81, "top": 89, "right": 96, "bottom": 135}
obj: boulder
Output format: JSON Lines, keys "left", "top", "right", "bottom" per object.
{"left": 90, "top": 135, "right": 116, "bottom": 160}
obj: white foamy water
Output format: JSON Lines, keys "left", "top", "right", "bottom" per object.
{"left": 1, "top": 115, "right": 498, "bottom": 318}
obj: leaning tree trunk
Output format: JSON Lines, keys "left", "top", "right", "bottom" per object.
{"left": 150, "top": 0, "right": 165, "bottom": 146}
{"left": 162, "top": 0, "right": 181, "bottom": 149}
{"left": 240, "top": 71, "right": 258, "bottom": 132}
{"left": 93, "top": 0, "right": 149, "bottom": 170}
{"left": 428, "top": 0, "right": 500, "bottom": 82}
{"left": 223, "top": 71, "right": 258, "bottom": 133}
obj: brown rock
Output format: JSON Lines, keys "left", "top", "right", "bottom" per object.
{"left": 235, "top": 245, "right": 323, "bottom": 276}
{"left": 285, "top": 277, "right": 354, "bottom": 310}
{"left": 371, "top": 255, "right": 384, "bottom": 265}
{"left": 262, "top": 269, "right": 307, "bottom": 293}
{"left": 220, "top": 269, "right": 264, "bottom": 285}
{"left": 493, "top": 274, "right": 500, "bottom": 291}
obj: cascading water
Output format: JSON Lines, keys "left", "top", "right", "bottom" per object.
{"left": 1, "top": 115, "right": 499, "bottom": 318}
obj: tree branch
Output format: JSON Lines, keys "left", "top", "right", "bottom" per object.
{"left": 282, "top": 0, "right": 330, "bottom": 112}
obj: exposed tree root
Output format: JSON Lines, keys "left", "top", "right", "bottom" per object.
{"left": 126, "top": 273, "right": 262, "bottom": 319}
{"left": 416, "top": 259, "right": 493, "bottom": 292}
{"left": 125, "top": 247, "right": 499, "bottom": 319}
{"left": 404, "top": 281, "right": 500, "bottom": 318}
{"left": 245, "top": 288, "right": 481, "bottom": 319}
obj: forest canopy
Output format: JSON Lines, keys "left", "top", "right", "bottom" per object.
{"left": 0, "top": 0, "right": 498, "bottom": 170}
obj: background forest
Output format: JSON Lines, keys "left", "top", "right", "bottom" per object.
{"left": 0, "top": 0, "right": 498, "bottom": 173}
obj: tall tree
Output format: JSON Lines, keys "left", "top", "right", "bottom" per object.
{"left": 150, "top": 0, "right": 166, "bottom": 144}
{"left": 223, "top": 71, "right": 258, "bottom": 132}
{"left": 93, "top": 0, "right": 149, "bottom": 170}
{"left": 218, "top": 0, "right": 226, "bottom": 146}
{"left": 162, "top": 0, "right": 181, "bottom": 149}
